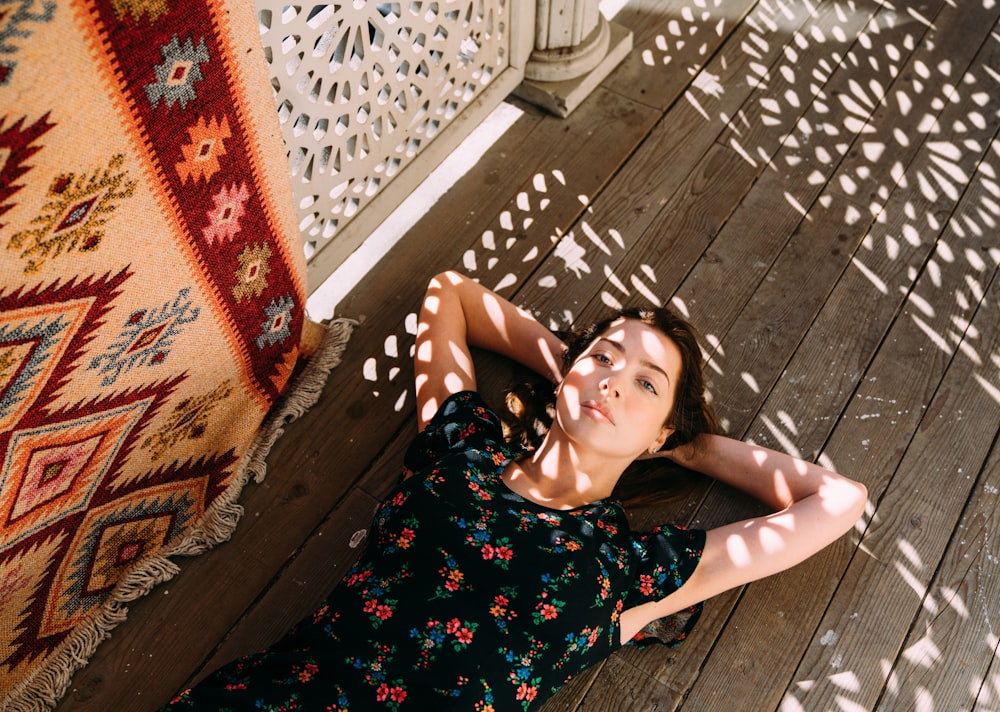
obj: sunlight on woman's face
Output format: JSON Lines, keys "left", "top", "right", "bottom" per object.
{"left": 556, "top": 318, "right": 683, "bottom": 460}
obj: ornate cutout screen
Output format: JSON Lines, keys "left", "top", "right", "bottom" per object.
{"left": 257, "top": 1, "right": 523, "bottom": 286}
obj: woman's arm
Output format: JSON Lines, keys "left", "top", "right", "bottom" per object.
{"left": 619, "top": 436, "right": 868, "bottom": 641}
{"left": 414, "top": 271, "right": 565, "bottom": 430}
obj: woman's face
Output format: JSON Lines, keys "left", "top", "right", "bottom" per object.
{"left": 556, "top": 317, "right": 682, "bottom": 460}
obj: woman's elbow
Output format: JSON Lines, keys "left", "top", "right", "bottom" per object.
{"left": 429, "top": 270, "right": 465, "bottom": 291}
{"left": 819, "top": 475, "right": 868, "bottom": 525}
{"left": 840, "top": 478, "right": 868, "bottom": 526}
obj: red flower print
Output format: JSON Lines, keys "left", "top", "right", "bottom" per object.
{"left": 516, "top": 683, "right": 538, "bottom": 701}
{"left": 296, "top": 662, "right": 319, "bottom": 682}
{"left": 481, "top": 544, "right": 495, "bottom": 560}
{"left": 375, "top": 604, "right": 393, "bottom": 621}
{"left": 456, "top": 627, "right": 474, "bottom": 644}
{"left": 345, "top": 568, "right": 373, "bottom": 587}
{"left": 396, "top": 527, "right": 415, "bottom": 549}
{"left": 363, "top": 599, "right": 377, "bottom": 613}
{"left": 459, "top": 423, "right": 477, "bottom": 439}
{"left": 596, "top": 518, "right": 619, "bottom": 535}
{"left": 495, "top": 545, "right": 513, "bottom": 560}
{"left": 390, "top": 686, "right": 407, "bottom": 703}
{"left": 446, "top": 618, "right": 462, "bottom": 634}
{"left": 540, "top": 604, "right": 559, "bottom": 620}
{"left": 639, "top": 574, "right": 655, "bottom": 596}
{"left": 376, "top": 683, "right": 390, "bottom": 701}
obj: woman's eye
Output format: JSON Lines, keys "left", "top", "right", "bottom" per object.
{"left": 593, "top": 353, "right": 612, "bottom": 365}
{"left": 640, "top": 379, "right": 657, "bottom": 395}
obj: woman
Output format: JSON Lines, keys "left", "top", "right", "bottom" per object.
{"left": 164, "top": 271, "right": 867, "bottom": 711}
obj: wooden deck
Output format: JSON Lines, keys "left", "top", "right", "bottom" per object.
{"left": 57, "top": 0, "right": 1000, "bottom": 710}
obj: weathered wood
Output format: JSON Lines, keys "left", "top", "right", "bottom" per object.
{"left": 519, "top": 0, "right": 882, "bottom": 333}
{"left": 567, "top": 0, "right": 921, "bottom": 702}
{"left": 877, "top": 444, "right": 1000, "bottom": 711}
{"left": 778, "top": 190, "right": 1000, "bottom": 708}
{"left": 191, "top": 488, "right": 382, "bottom": 690}
{"left": 575, "top": 3, "right": 1000, "bottom": 707}
{"left": 673, "top": 11, "right": 1000, "bottom": 708}
{"left": 605, "top": 0, "right": 759, "bottom": 110}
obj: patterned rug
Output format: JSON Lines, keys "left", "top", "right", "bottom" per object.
{"left": 0, "top": 1, "right": 352, "bottom": 709}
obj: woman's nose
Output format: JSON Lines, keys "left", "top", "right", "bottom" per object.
{"left": 600, "top": 376, "right": 621, "bottom": 398}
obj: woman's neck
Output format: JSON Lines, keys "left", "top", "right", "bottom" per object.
{"left": 502, "top": 427, "right": 629, "bottom": 510}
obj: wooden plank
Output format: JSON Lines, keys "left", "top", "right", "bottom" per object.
{"left": 518, "top": 0, "right": 881, "bottom": 334}
{"left": 741, "top": 0, "right": 1000, "bottom": 463}
{"left": 703, "top": 0, "right": 999, "bottom": 431}
{"left": 974, "top": 599, "right": 1000, "bottom": 710}
{"left": 681, "top": 152, "right": 1000, "bottom": 712}
{"left": 189, "top": 488, "right": 381, "bottom": 692}
{"left": 777, "top": 217, "right": 1000, "bottom": 708}
{"left": 566, "top": 0, "right": 923, "bottom": 700}
{"left": 878, "top": 443, "right": 1000, "bottom": 710}
{"left": 604, "top": 0, "right": 758, "bottom": 109}
{"left": 577, "top": 9, "right": 1000, "bottom": 708}
{"left": 542, "top": 3, "right": 916, "bottom": 706}
{"left": 672, "top": 17, "right": 1000, "bottom": 708}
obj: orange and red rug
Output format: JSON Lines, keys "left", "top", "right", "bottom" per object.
{"left": 0, "top": 1, "right": 350, "bottom": 709}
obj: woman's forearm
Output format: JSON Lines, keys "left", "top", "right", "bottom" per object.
{"left": 665, "top": 434, "right": 867, "bottom": 514}
{"left": 437, "top": 271, "right": 565, "bottom": 383}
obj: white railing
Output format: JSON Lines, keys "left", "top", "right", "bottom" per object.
{"left": 257, "top": 1, "right": 533, "bottom": 288}
{"left": 256, "top": 1, "right": 630, "bottom": 291}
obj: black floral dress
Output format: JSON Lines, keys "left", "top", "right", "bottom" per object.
{"left": 163, "top": 391, "right": 705, "bottom": 711}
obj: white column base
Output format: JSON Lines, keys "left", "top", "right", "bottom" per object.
{"left": 514, "top": 20, "right": 633, "bottom": 118}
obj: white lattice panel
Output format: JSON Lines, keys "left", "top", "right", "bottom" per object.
{"left": 257, "top": 1, "right": 518, "bottom": 281}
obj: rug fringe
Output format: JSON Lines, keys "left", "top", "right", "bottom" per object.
{"left": 1, "top": 319, "right": 356, "bottom": 712}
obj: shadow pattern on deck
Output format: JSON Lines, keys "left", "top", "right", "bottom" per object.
{"left": 56, "top": 0, "right": 1000, "bottom": 710}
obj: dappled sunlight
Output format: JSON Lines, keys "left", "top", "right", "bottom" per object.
{"left": 343, "top": 0, "right": 999, "bottom": 708}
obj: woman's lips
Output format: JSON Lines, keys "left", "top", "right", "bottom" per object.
{"left": 581, "top": 400, "right": 615, "bottom": 425}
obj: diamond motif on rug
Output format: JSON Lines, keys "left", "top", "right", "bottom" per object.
{"left": 7, "top": 154, "right": 137, "bottom": 273}
{"left": 1, "top": 398, "right": 153, "bottom": 552}
{"left": 40, "top": 477, "right": 206, "bottom": 637}
{"left": 0, "top": 297, "right": 95, "bottom": 432}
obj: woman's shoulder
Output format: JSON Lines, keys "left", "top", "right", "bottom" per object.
{"left": 404, "top": 391, "right": 507, "bottom": 472}
{"left": 426, "top": 390, "right": 502, "bottom": 438}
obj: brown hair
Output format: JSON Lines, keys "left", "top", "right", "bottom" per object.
{"left": 502, "top": 306, "right": 718, "bottom": 508}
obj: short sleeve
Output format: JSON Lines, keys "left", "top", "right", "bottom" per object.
{"left": 625, "top": 524, "right": 706, "bottom": 648}
{"left": 403, "top": 391, "right": 506, "bottom": 474}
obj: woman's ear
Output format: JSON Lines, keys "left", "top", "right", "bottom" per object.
{"left": 649, "top": 426, "right": 674, "bottom": 454}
